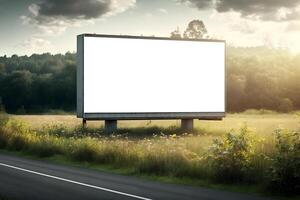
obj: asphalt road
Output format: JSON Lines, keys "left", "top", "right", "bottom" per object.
{"left": 0, "top": 153, "right": 273, "bottom": 200}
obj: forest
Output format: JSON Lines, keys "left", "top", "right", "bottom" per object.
{"left": 0, "top": 46, "right": 300, "bottom": 114}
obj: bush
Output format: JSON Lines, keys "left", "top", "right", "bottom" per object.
{"left": 1, "top": 115, "right": 300, "bottom": 196}
{"left": 208, "top": 126, "right": 256, "bottom": 183}
{"left": 268, "top": 129, "right": 300, "bottom": 194}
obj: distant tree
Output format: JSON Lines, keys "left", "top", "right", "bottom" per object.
{"left": 183, "top": 20, "right": 207, "bottom": 39}
{"left": 0, "top": 45, "right": 300, "bottom": 114}
{"left": 0, "top": 97, "right": 5, "bottom": 113}
{"left": 16, "top": 105, "right": 26, "bottom": 115}
{"left": 227, "top": 74, "right": 246, "bottom": 112}
{"left": 278, "top": 98, "right": 294, "bottom": 113}
{"left": 170, "top": 27, "right": 182, "bottom": 39}
{"left": 0, "top": 63, "right": 5, "bottom": 73}
{"left": 1, "top": 70, "right": 32, "bottom": 112}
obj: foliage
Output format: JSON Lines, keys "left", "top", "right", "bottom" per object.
{"left": 170, "top": 19, "right": 207, "bottom": 39}
{"left": 0, "top": 97, "right": 5, "bottom": 113}
{"left": 227, "top": 47, "right": 300, "bottom": 112}
{"left": 0, "top": 115, "right": 299, "bottom": 195}
{"left": 1, "top": 20, "right": 300, "bottom": 113}
{"left": 0, "top": 53, "right": 76, "bottom": 113}
{"left": 208, "top": 126, "right": 257, "bottom": 183}
{"left": 1, "top": 46, "right": 300, "bottom": 114}
{"left": 170, "top": 27, "right": 182, "bottom": 39}
{"left": 183, "top": 20, "right": 207, "bottom": 39}
{"left": 268, "top": 129, "right": 300, "bottom": 194}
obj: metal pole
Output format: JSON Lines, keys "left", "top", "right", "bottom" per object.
{"left": 82, "top": 119, "right": 87, "bottom": 128}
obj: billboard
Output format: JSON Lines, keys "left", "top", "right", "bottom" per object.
{"left": 77, "top": 34, "right": 225, "bottom": 120}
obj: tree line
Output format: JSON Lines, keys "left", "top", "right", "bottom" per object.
{"left": 0, "top": 46, "right": 299, "bottom": 114}
{"left": 0, "top": 53, "right": 76, "bottom": 113}
{"left": 227, "top": 46, "right": 300, "bottom": 112}
{"left": 1, "top": 18, "right": 300, "bottom": 114}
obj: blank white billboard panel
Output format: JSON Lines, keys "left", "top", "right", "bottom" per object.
{"left": 77, "top": 34, "right": 225, "bottom": 119}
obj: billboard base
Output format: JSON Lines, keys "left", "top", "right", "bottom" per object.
{"left": 105, "top": 120, "right": 117, "bottom": 132}
{"left": 81, "top": 118, "right": 222, "bottom": 133}
{"left": 181, "top": 119, "right": 194, "bottom": 131}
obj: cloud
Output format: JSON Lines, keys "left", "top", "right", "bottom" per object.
{"left": 15, "top": 36, "right": 57, "bottom": 55}
{"left": 182, "top": 0, "right": 300, "bottom": 21}
{"left": 21, "top": 0, "right": 136, "bottom": 35}
{"left": 229, "top": 21, "right": 256, "bottom": 34}
{"left": 157, "top": 8, "right": 168, "bottom": 14}
{"left": 145, "top": 13, "right": 153, "bottom": 18}
{"left": 35, "top": 0, "right": 111, "bottom": 19}
{"left": 179, "top": 0, "right": 212, "bottom": 9}
{"left": 17, "top": 37, "right": 53, "bottom": 55}
{"left": 208, "top": 11, "right": 300, "bottom": 51}
{"left": 285, "top": 22, "right": 300, "bottom": 32}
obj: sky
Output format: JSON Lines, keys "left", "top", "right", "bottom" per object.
{"left": 1, "top": 0, "right": 300, "bottom": 56}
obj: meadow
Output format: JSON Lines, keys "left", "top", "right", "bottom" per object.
{"left": 0, "top": 111, "right": 299, "bottom": 196}
{"left": 11, "top": 112, "right": 299, "bottom": 135}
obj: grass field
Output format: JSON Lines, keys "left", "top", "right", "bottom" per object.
{"left": 1, "top": 112, "right": 299, "bottom": 196}
{"left": 11, "top": 113, "right": 300, "bottom": 152}
{"left": 11, "top": 113, "right": 300, "bottom": 133}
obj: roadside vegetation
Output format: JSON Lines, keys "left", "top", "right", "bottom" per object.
{"left": 0, "top": 113, "right": 299, "bottom": 196}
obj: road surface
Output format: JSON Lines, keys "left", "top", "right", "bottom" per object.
{"left": 0, "top": 153, "right": 272, "bottom": 200}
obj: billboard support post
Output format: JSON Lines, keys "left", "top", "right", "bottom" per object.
{"left": 181, "top": 119, "right": 193, "bottom": 131}
{"left": 83, "top": 119, "right": 87, "bottom": 127}
{"left": 105, "top": 120, "right": 117, "bottom": 132}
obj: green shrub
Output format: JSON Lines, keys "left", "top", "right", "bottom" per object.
{"left": 268, "top": 129, "right": 300, "bottom": 194}
{"left": 2, "top": 114, "right": 300, "bottom": 196}
{"left": 208, "top": 126, "right": 256, "bottom": 183}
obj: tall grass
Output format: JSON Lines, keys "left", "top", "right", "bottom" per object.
{"left": 0, "top": 114, "right": 299, "bottom": 195}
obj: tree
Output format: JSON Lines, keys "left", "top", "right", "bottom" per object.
{"left": 0, "top": 63, "right": 5, "bottom": 73}
{"left": 170, "top": 27, "right": 182, "bottom": 39}
{"left": 0, "top": 97, "right": 5, "bottom": 113}
{"left": 227, "top": 74, "right": 246, "bottom": 112}
{"left": 183, "top": 20, "right": 207, "bottom": 39}
{"left": 278, "top": 98, "right": 294, "bottom": 113}
{"left": 1, "top": 70, "right": 33, "bottom": 112}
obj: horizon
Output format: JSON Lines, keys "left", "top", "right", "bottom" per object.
{"left": 1, "top": 43, "right": 297, "bottom": 58}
